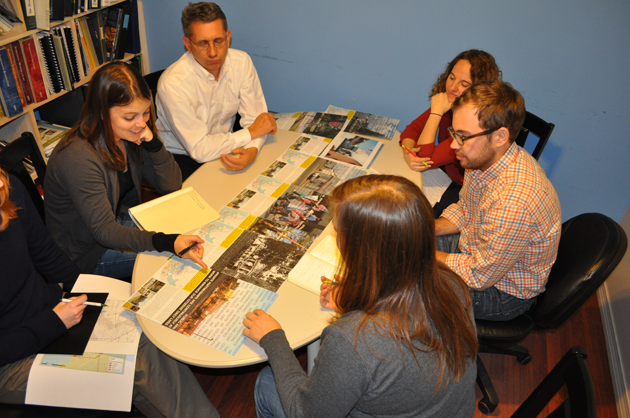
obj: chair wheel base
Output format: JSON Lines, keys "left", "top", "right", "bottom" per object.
{"left": 478, "top": 397, "right": 497, "bottom": 415}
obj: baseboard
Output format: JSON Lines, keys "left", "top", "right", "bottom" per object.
{"left": 598, "top": 285, "right": 630, "bottom": 418}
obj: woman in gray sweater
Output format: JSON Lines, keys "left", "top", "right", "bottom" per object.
{"left": 244, "top": 175, "right": 478, "bottom": 418}
{"left": 45, "top": 62, "right": 206, "bottom": 279}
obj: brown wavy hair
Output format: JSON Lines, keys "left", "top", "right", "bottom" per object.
{"left": 430, "top": 49, "right": 501, "bottom": 99}
{"left": 453, "top": 79, "right": 526, "bottom": 143}
{"left": 61, "top": 61, "right": 156, "bottom": 171}
{"left": 0, "top": 168, "right": 19, "bottom": 232}
{"left": 331, "top": 175, "right": 477, "bottom": 390}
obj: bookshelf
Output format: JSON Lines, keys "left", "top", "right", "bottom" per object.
{"left": 0, "top": 0, "right": 150, "bottom": 163}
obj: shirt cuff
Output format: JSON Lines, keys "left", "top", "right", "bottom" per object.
{"left": 141, "top": 135, "right": 164, "bottom": 153}
{"left": 152, "top": 233, "right": 178, "bottom": 254}
{"left": 232, "top": 128, "right": 253, "bottom": 149}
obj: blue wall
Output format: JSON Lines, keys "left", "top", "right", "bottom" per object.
{"left": 144, "top": 0, "right": 630, "bottom": 222}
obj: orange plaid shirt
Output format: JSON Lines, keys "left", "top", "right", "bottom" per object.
{"left": 441, "top": 144, "right": 562, "bottom": 299}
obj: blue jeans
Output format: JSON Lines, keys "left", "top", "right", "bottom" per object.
{"left": 436, "top": 233, "right": 535, "bottom": 321}
{"left": 255, "top": 366, "right": 286, "bottom": 418}
{"left": 92, "top": 214, "right": 138, "bottom": 280}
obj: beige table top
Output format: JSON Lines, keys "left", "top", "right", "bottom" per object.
{"left": 132, "top": 129, "right": 422, "bottom": 367}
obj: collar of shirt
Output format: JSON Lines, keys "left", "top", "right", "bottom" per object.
{"left": 468, "top": 142, "right": 519, "bottom": 184}
{"left": 185, "top": 49, "right": 232, "bottom": 83}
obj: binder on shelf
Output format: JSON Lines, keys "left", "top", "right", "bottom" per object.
{"left": 33, "top": 0, "right": 49, "bottom": 30}
{"left": 125, "top": 0, "right": 141, "bottom": 54}
{"left": 0, "top": 47, "right": 24, "bottom": 118}
{"left": 114, "top": 2, "right": 131, "bottom": 60}
{"left": 95, "top": 9, "right": 108, "bottom": 63}
{"left": 51, "top": 32, "right": 73, "bottom": 90}
{"left": 32, "top": 33, "right": 55, "bottom": 96}
{"left": 19, "top": 0, "right": 37, "bottom": 31}
{"left": 37, "top": 33, "right": 64, "bottom": 93}
{"left": 84, "top": 14, "right": 105, "bottom": 65}
{"left": 50, "top": 0, "right": 64, "bottom": 21}
{"left": 9, "top": 42, "right": 35, "bottom": 106}
{"left": 58, "top": 23, "right": 83, "bottom": 83}
{"left": 63, "top": 0, "right": 73, "bottom": 17}
{"left": 19, "top": 37, "right": 48, "bottom": 103}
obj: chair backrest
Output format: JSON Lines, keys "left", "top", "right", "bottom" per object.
{"left": 0, "top": 132, "right": 47, "bottom": 221}
{"left": 143, "top": 69, "right": 165, "bottom": 108}
{"left": 511, "top": 346, "right": 596, "bottom": 418}
{"left": 532, "top": 213, "right": 628, "bottom": 329}
{"left": 515, "top": 111, "right": 555, "bottom": 160}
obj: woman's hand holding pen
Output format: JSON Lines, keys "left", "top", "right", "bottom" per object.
{"left": 53, "top": 294, "right": 88, "bottom": 329}
{"left": 401, "top": 138, "right": 432, "bottom": 172}
{"left": 175, "top": 235, "right": 208, "bottom": 270}
{"left": 320, "top": 276, "right": 340, "bottom": 312}
{"left": 242, "top": 309, "right": 282, "bottom": 344}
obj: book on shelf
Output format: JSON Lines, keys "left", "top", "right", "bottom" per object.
{"left": 88, "top": 0, "right": 101, "bottom": 10}
{"left": 50, "top": 0, "right": 64, "bottom": 21}
{"left": 103, "top": 6, "right": 123, "bottom": 61}
{"left": 63, "top": 0, "right": 73, "bottom": 17}
{"left": 19, "top": 37, "right": 48, "bottom": 103}
{"left": 56, "top": 23, "right": 84, "bottom": 83}
{"left": 37, "top": 33, "right": 64, "bottom": 93}
{"left": 287, "top": 235, "right": 341, "bottom": 295}
{"left": 37, "top": 120, "right": 69, "bottom": 158}
{"left": 77, "top": 17, "right": 97, "bottom": 70}
{"left": 5, "top": 46, "right": 27, "bottom": 107}
{"left": 32, "top": 33, "right": 55, "bottom": 96}
{"left": 0, "top": 0, "right": 22, "bottom": 23}
{"left": 0, "top": 47, "right": 24, "bottom": 117}
{"left": 11, "top": 41, "right": 37, "bottom": 105}
{"left": 128, "top": 187, "right": 220, "bottom": 235}
{"left": 19, "top": 0, "right": 37, "bottom": 31}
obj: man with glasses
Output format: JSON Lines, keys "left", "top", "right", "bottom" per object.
{"left": 435, "top": 79, "right": 561, "bottom": 321}
{"left": 157, "top": 2, "right": 277, "bottom": 179}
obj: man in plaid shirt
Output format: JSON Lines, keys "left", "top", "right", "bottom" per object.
{"left": 435, "top": 79, "right": 562, "bottom": 320}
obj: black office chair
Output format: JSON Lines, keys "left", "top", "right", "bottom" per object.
{"left": 0, "top": 132, "right": 47, "bottom": 221}
{"left": 475, "top": 212, "right": 627, "bottom": 414}
{"left": 515, "top": 111, "right": 555, "bottom": 160}
{"left": 510, "top": 346, "right": 596, "bottom": 418}
{"left": 143, "top": 69, "right": 165, "bottom": 109}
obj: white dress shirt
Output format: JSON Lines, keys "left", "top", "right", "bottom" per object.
{"left": 156, "top": 49, "right": 268, "bottom": 163}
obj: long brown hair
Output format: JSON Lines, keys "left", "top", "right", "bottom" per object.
{"left": 61, "top": 61, "right": 156, "bottom": 171}
{"left": 430, "top": 49, "right": 501, "bottom": 99}
{"left": 0, "top": 168, "right": 18, "bottom": 232}
{"left": 331, "top": 175, "right": 477, "bottom": 389}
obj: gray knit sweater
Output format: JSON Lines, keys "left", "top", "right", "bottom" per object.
{"left": 260, "top": 310, "right": 477, "bottom": 418}
{"left": 44, "top": 136, "right": 182, "bottom": 272}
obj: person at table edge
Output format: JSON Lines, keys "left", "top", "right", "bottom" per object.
{"left": 435, "top": 79, "right": 562, "bottom": 321}
{"left": 156, "top": 2, "right": 277, "bottom": 179}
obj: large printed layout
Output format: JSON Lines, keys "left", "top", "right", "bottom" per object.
{"left": 124, "top": 131, "right": 376, "bottom": 356}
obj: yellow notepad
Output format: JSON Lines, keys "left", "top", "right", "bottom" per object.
{"left": 128, "top": 187, "right": 219, "bottom": 235}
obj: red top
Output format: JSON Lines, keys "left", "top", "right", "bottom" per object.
{"left": 399, "top": 109, "right": 464, "bottom": 185}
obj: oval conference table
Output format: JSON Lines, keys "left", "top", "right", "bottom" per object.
{"left": 132, "top": 128, "right": 423, "bottom": 369}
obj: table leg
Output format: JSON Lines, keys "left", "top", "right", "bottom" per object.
{"left": 307, "top": 338, "right": 321, "bottom": 375}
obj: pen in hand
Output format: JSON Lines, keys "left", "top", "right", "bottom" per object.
{"left": 178, "top": 242, "right": 198, "bottom": 257}
{"left": 60, "top": 298, "right": 107, "bottom": 307}
{"left": 402, "top": 145, "right": 429, "bottom": 166}
{"left": 322, "top": 280, "right": 341, "bottom": 286}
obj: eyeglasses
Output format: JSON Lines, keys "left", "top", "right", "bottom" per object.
{"left": 188, "top": 36, "right": 227, "bottom": 51}
{"left": 448, "top": 127, "right": 497, "bottom": 146}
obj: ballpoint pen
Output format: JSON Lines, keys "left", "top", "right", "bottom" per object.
{"left": 178, "top": 242, "right": 198, "bottom": 257}
{"left": 402, "top": 145, "right": 429, "bottom": 166}
{"left": 60, "top": 298, "right": 107, "bottom": 307}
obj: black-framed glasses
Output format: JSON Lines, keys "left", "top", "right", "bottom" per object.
{"left": 448, "top": 127, "right": 498, "bottom": 146}
{"left": 188, "top": 36, "right": 227, "bottom": 51}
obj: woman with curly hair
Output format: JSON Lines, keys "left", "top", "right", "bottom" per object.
{"left": 400, "top": 50, "right": 501, "bottom": 217}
